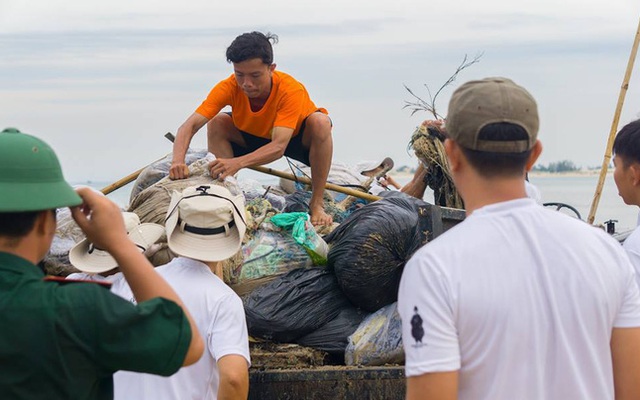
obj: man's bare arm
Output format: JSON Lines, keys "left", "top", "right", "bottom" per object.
{"left": 611, "top": 327, "right": 640, "bottom": 399}
{"left": 217, "top": 355, "right": 249, "bottom": 400}
{"left": 171, "top": 112, "right": 210, "bottom": 179}
{"left": 406, "top": 371, "right": 458, "bottom": 400}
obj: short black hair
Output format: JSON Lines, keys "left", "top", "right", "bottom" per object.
{"left": 226, "top": 31, "right": 278, "bottom": 64}
{"left": 613, "top": 119, "right": 640, "bottom": 167}
{"left": 458, "top": 123, "right": 532, "bottom": 178}
{"left": 0, "top": 211, "right": 42, "bottom": 238}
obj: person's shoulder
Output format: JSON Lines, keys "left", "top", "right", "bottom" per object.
{"left": 274, "top": 71, "right": 304, "bottom": 89}
{"left": 44, "top": 275, "right": 112, "bottom": 289}
{"left": 624, "top": 225, "right": 640, "bottom": 246}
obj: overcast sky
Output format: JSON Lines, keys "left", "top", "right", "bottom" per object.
{"left": 2, "top": 0, "right": 640, "bottom": 181}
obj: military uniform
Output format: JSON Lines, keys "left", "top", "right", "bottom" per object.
{"left": 0, "top": 252, "right": 191, "bottom": 400}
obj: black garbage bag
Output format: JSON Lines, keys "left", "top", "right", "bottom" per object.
{"left": 283, "top": 190, "right": 312, "bottom": 214}
{"left": 296, "top": 306, "right": 367, "bottom": 356}
{"left": 244, "top": 267, "right": 351, "bottom": 343}
{"left": 325, "top": 193, "right": 435, "bottom": 312}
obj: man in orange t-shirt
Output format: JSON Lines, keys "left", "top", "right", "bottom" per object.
{"left": 170, "top": 31, "right": 334, "bottom": 226}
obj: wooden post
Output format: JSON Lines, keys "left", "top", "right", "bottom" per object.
{"left": 588, "top": 16, "right": 640, "bottom": 224}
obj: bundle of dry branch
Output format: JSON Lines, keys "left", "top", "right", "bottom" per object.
{"left": 409, "top": 125, "right": 463, "bottom": 209}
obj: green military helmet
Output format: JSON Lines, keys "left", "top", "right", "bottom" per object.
{"left": 0, "top": 128, "right": 82, "bottom": 212}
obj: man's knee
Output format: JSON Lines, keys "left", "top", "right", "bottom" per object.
{"left": 303, "top": 113, "right": 332, "bottom": 143}
{"left": 207, "top": 113, "right": 232, "bottom": 132}
{"left": 207, "top": 113, "right": 238, "bottom": 142}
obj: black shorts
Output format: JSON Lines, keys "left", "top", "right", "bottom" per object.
{"left": 228, "top": 112, "right": 319, "bottom": 166}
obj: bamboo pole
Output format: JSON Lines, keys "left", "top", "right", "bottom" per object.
{"left": 100, "top": 133, "right": 176, "bottom": 195}
{"left": 248, "top": 165, "right": 381, "bottom": 202}
{"left": 162, "top": 131, "right": 382, "bottom": 202}
{"left": 100, "top": 153, "right": 171, "bottom": 195}
{"left": 588, "top": 17, "right": 640, "bottom": 224}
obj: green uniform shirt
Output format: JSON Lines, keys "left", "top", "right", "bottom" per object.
{"left": 0, "top": 252, "right": 192, "bottom": 399}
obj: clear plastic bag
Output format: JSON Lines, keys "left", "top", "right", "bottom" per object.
{"left": 270, "top": 212, "right": 328, "bottom": 265}
{"left": 227, "top": 230, "right": 313, "bottom": 297}
{"left": 345, "top": 302, "right": 404, "bottom": 366}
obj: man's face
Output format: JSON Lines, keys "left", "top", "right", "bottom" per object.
{"left": 613, "top": 155, "right": 636, "bottom": 205}
{"left": 233, "top": 58, "right": 275, "bottom": 100}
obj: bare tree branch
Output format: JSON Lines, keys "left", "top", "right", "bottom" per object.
{"left": 403, "top": 52, "right": 483, "bottom": 119}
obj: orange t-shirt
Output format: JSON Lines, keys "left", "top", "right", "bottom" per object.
{"left": 195, "top": 71, "right": 328, "bottom": 139}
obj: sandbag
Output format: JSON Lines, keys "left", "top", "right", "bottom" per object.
{"left": 296, "top": 305, "right": 366, "bottom": 356}
{"left": 325, "top": 193, "right": 433, "bottom": 311}
{"left": 129, "top": 149, "right": 208, "bottom": 203}
{"left": 345, "top": 302, "right": 404, "bottom": 366}
{"left": 244, "top": 268, "right": 350, "bottom": 343}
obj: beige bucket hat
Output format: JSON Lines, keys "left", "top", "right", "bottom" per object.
{"left": 69, "top": 212, "right": 164, "bottom": 273}
{"left": 165, "top": 184, "right": 247, "bottom": 262}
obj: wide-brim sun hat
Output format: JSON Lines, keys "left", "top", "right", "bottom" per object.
{"left": 0, "top": 128, "right": 82, "bottom": 211}
{"left": 165, "top": 184, "right": 247, "bottom": 262}
{"left": 69, "top": 212, "right": 165, "bottom": 273}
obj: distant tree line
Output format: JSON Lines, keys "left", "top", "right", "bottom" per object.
{"left": 532, "top": 160, "right": 579, "bottom": 173}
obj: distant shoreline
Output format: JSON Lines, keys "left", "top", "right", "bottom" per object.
{"left": 389, "top": 169, "right": 612, "bottom": 179}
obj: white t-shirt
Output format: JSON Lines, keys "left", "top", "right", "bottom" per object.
{"left": 623, "top": 226, "right": 640, "bottom": 289}
{"left": 398, "top": 198, "right": 640, "bottom": 400}
{"left": 112, "top": 257, "right": 250, "bottom": 400}
{"left": 65, "top": 272, "right": 135, "bottom": 301}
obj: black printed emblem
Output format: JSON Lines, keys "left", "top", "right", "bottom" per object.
{"left": 411, "top": 306, "right": 425, "bottom": 346}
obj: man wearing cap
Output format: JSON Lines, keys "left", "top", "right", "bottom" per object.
{"left": 114, "top": 184, "right": 250, "bottom": 400}
{"left": 0, "top": 128, "right": 204, "bottom": 399}
{"left": 169, "top": 31, "right": 334, "bottom": 226}
{"left": 397, "top": 78, "right": 640, "bottom": 399}
{"left": 613, "top": 119, "right": 640, "bottom": 286}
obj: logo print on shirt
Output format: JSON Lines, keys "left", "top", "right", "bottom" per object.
{"left": 411, "top": 306, "right": 425, "bottom": 347}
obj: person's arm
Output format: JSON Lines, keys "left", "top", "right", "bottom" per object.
{"left": 210, "top": 127, "right": 293, "bottom": 180}
{"left": 70, "top": 187, "right": 204, "bottom": 366}
{"left": 170, "top": 112, "right": 210, "bottom": 179}
{"left": 217, "top": 354, "right": 250, "bottom": 400}
{"left": 383, "top": 175, "right": 402, "bottom": 190}
{"left": 611, "top": 328, "right": 640, "bottom": 399}
{"left": 406, "top": 372, "right": 458, "bottom": 400}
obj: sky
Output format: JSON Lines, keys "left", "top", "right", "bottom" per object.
{"left": 2, "top": 0, "right": 640, "bottom": 182}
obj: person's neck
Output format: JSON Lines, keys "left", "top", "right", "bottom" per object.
{"left": 0, "top": 241, "right": 41, "bottom": 265}
{"left": 248, "top": 78, "right": 273, "bottom": 111}
{"left": 458, "top": 175, "right": 528, "bottom": 215}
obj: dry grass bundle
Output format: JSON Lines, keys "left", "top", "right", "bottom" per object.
{"left": 410, "top": 125, "right": 464, "bottom": 209}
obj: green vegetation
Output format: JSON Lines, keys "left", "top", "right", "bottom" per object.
{"left": 532, "top": 160, "right": 580, "bottom": 173}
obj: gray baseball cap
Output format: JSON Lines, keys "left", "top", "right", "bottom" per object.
{"left": 446, "top": 77, "right": 539, "bottom": 153}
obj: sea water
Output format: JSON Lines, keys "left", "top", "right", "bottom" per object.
{"left": 78, "top": 171, "right": 639, "bottom": 235}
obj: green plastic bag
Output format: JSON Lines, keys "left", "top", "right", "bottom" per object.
{"left": 270, "top": 212, "right": 328, "bottom": 265}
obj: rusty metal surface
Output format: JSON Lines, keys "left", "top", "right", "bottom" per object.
{"left": 248, "top": 366, "right": 405, "bottom": 400}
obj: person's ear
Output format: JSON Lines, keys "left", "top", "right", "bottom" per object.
{"left": 525, "top": 140, "right": 543, "bottom": 172}
{"left": 444, "top": 139, "right": 462, "bottom": 172}
{"left": 629, "top": 163, "right": 640, "bottom": 186}
{"left": 34, "top": 211, "right": 50, "bottom": 236}
{"left": 269, "top": 63, "right": 276, "bottom": 72}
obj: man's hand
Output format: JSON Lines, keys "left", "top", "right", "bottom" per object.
{"left": 209, "top": 158, "right": 243, "bottom": 181}
{"left": 169, "top": 162, "right": 190, "bottom": 180}
{"left": 70, "top": 187, "right": 130, "bottom": 253}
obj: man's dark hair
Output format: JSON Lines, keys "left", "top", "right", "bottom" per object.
{"left": 0, "top": 211, "right": 42, "bottom": 239}
{"left": 458, "top": 123, "right": 532, "bottom": 178}
{"left": 226, "top": 31, "right": 278, "bottom": 64}
{"left": 613, "top": 119, "right": 640, "bottom": 167}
